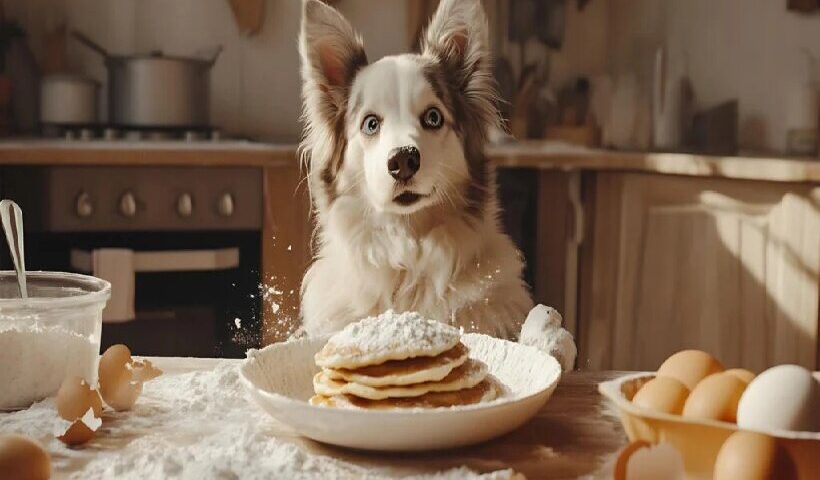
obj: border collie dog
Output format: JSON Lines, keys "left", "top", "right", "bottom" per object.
{"left": 298, "top": 0, "right": 533, "bottom": 338}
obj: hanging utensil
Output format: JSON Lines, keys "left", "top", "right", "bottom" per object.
{"left": 1, "top": 199, "right": 27, "bottom": 298}
{"left": 70, "top": 30, "right": 110, "bottom": 58}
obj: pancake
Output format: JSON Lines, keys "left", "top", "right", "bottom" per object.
{"left": 309, "top": 377, "right": 500, "bottom": 410}
{"left": 313, "top": 358, "right": 488, "bottom": 400}
{"left": 314, "top": 311, "right": 460, "bottom": 369}
{"left": 324, "top": 342, "right": 469, "bottom": 386}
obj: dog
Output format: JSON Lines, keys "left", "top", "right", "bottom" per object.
{"left": 297, "top": 0, "right": 533, "bottom": 339}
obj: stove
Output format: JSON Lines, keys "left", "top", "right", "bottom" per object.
{"left": 1, "top": 159, "right": 264, "bottom": 358}
{"left": 41, "top": 123, "right": 224, "bottom": 142}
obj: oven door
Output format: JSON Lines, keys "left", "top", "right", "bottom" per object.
{"left": 19, "top": 230, "right": 262, "bottom": 358}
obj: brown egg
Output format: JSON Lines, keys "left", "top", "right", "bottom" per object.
{"left": 99, "top": 344, "right": 162, "bottom": 411}
{"left": 713, "top": 431, "right": 797, "bottom": 480}
{"left": 632, "top": 377, "right": 690, "bottom": 414}
{"left": 683, "top": 373, "right": 746, "bottom": 422}
{"left": 55, "top": 376, "right": 103, "bottom": 446}
{"left": 724, "top": 368, "right": 755, "bottom": 385}
{"left": 0, "top": 434, "right": 51, "bottom": 480}
{"left": 657, "top": 350, "right": 724, "bottom": 390}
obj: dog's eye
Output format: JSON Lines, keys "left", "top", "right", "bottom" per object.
{"left": 361, "top": 115, "right": 380, "bottom": 136}
{"left": 421, "top": 107, "right": 444, "bottom": 130}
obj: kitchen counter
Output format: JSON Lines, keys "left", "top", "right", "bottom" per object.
{"left": 487, "top": 141, "right": 820, "bottom": 183}
{"left": 0, "top": 139, "right": 817, "bottom": 183}
{"left": 27, "top": 357, "right": 628, "bottom": 479}
{"left": 0, "top": 139, "right": 297, "bottom": 167}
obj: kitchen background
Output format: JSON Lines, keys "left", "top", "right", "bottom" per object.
{"left": 0, "top": 0, "right": 818, "bottom": 371}
{"left": 6, "top": 0, "right": 820, "bottom": 150}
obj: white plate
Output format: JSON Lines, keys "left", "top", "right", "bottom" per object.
{"left": 240, "top": 333, "right": 561, "bottom": 451}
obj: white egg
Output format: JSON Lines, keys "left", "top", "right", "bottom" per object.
{"left": 737, "top": 365, "right": 819, "bottom": 432}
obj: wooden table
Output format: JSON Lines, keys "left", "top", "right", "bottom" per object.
{"left": 67, "top": 358, "right": 629, "bottom": 479}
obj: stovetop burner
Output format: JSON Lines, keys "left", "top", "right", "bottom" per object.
{"left": 42, "top": 123, "right": 223, "bottom": 142}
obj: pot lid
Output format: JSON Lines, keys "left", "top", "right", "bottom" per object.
{"left": 105, "top": 47, "right": 222, "bottom": 66}
{"left": 41, "top": 73, "right": 100, "bottom": 86}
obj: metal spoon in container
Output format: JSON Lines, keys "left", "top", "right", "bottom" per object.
{"left": 0, "top": 199, "right": 27, "bottom": 298}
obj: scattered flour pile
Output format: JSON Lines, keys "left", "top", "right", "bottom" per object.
{"left": 518, "top": 305, "right": 577, "bottom": 372}
{"left": 0, "top": 323, "right": 98, "bottom": 409}
{"left": 0, "top": 361, "right": 515, "bottom": 479}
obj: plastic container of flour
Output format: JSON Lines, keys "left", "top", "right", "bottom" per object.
{"left": 0, "top": 271, "right": 110, "bottom": 410}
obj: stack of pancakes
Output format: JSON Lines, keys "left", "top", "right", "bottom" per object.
{"left": 309, "top": 311, "right": 499, "bottom": 409}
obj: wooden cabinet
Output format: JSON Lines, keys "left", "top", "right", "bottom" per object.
{"left": 578, "top": 173, "right": 820, "bottom": 371}
{"left": 531, "top": 170, "right": 583, "bottom": 337}
{"left": 261, "top": 166, "right": 312, "bottom": 345}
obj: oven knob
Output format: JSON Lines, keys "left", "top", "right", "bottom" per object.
{"left": 177, "top": 193, "right": 193, "bottom": 217}
{"left": 217, "top": 193, "right": 234, "bottom": 217}
{"left": 75, "top": 191, "right": 93, "bottom": 217}
{"left": 120, "top": 191, "right": 137, "bottom": 217}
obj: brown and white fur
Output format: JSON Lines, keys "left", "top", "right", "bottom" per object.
{"left": 298, "top": 0, "right": 533, "bottom": 338}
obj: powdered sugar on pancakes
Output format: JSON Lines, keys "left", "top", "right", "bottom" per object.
{"left": 315, "top": 311, "right": 460, "bottom": 369}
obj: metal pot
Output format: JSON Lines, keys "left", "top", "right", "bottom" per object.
{"left": 40, "top": 74, "right": 99, "bottom": 125}
{"left": 72, "top": 31, "right": 220, "bottom": 128}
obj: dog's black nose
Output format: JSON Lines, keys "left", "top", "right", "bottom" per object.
{"left": 387, "top": 146, "right": 420, "bottom": 181}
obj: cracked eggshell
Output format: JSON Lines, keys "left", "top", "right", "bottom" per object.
{"left": 55, "top": 376, "right": 103, "bottom": 446}
{"left": 98, "top": 344, "right": 141, "bottom": 411}
{"left": 57, "top": 408, "right": 103, "bottom": 446}
{"left": 101, "top": 379, "right": 143, "bottom": 411}
{"left": 55, "top": 376, "right": 103, "bottom": 421}
{"left": 98, "top": 344, "right": 162, "bottom": 411}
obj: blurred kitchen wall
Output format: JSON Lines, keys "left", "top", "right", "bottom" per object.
{"left": 4, "top": 0, "right": 409, "bottom": 141}
{"left": 608, "top": 0, "right": 820, "bottom": 152}
{"left": 5, "top": 0, "right": 609, "bottom": 142}
{"left": 11, "top": 0, "right": 816, "bottom": 152}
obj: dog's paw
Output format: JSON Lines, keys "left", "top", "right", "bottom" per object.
{"left": 519, "top": 304, "right": 577, "bottom": 372}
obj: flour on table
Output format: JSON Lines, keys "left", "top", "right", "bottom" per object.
{"left": 0, "top": 361, "right": 514, "bottom": 479}
{"left": 518, "top": 305, "right": 577, "bottom": 372}
{"left": 0, "top": 323, "right": 97, "bottom": 409}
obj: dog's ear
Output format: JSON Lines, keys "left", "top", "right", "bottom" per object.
{"left": 422, "top": 0, "right": 497, "bottom": 132}
{"left": 299, "top": 0, "right": 367, "bottom": 123}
